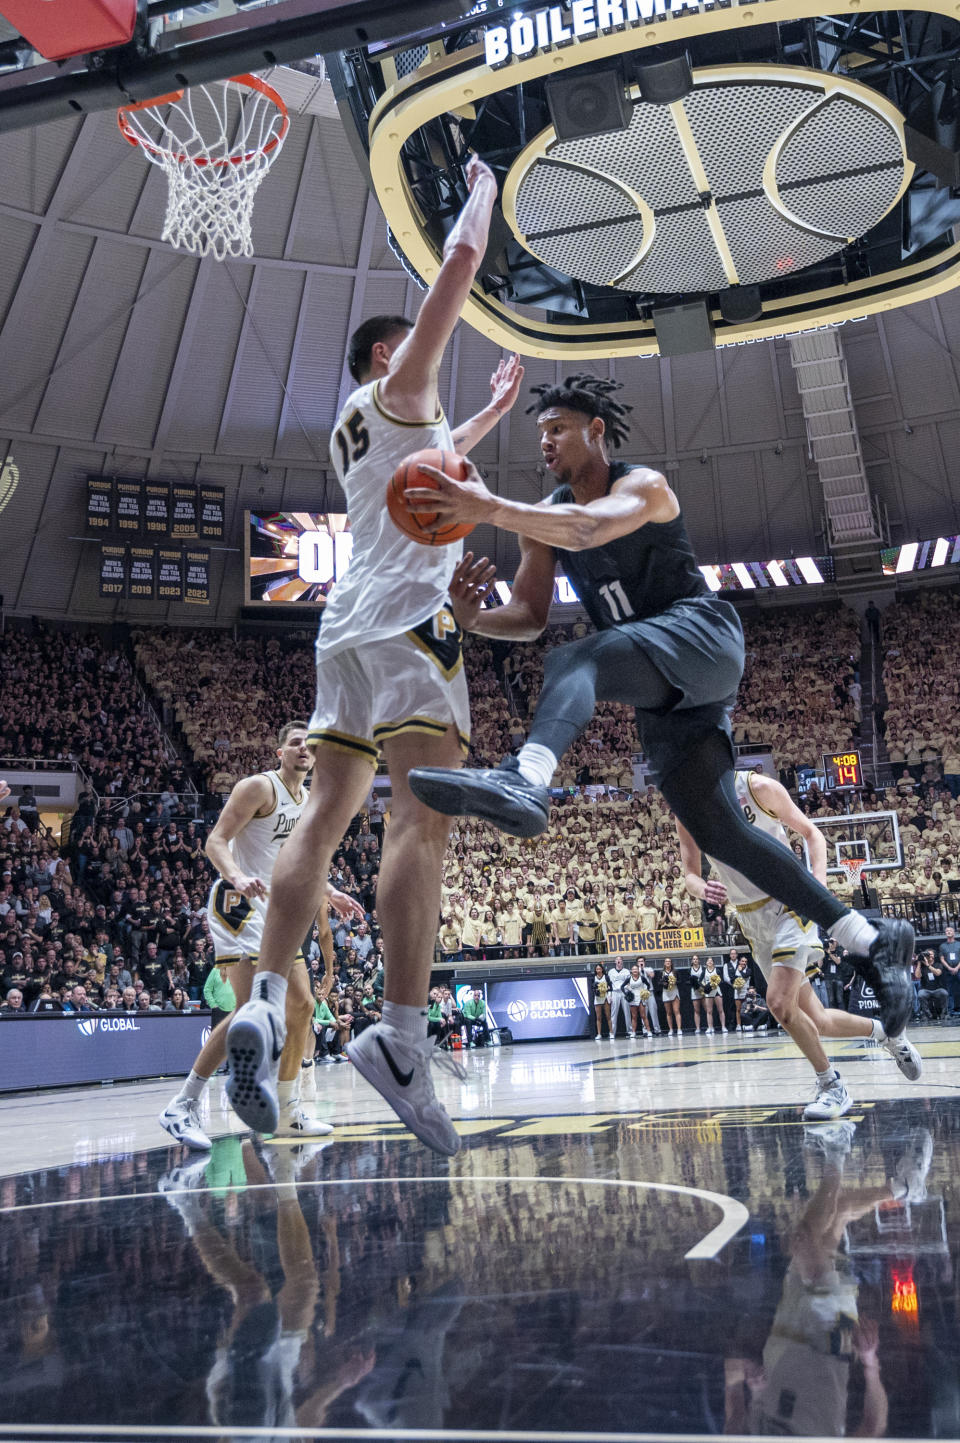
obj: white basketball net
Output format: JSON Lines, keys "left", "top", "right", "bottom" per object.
{"left": 119, "top": 76, "right": 288, "bottom": 262}
{"left": 839, "top": 857, "right": 867, "bottom": 887}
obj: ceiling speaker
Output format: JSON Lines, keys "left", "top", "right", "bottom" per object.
{"left": 653, "top": 299, "right": 714, "bottom": 355}
{"left": 719, "top": 285, "right": 762, "bottom": 324}
{"left": 635, "top": 53, "right": 693, "bottom": 105}
{"left": 546, "top": 66, "right": 630, "bottom": 142}
{"left": 904, "top": 124, "right": 960, "bottom": 189}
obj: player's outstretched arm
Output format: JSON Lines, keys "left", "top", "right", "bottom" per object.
{"left": 407, "top": 460, "right": 678, "bottom": 550}
{"left": 452, "top": 535, "right": 556, "bottom": 642}
{"left": 749, "top": 773, "right": 828, "bottom": 885}
{"left": 675, "top": 818, "right": 727, "bottom": 906}
{"left": 451, "top": 354, "right": 525, "bottom": 455}
{"left": 203, "top": 775, "right": 274, "bottom": 898}
{"left": 380, "top": 156, "right": 497, "bottom": 421}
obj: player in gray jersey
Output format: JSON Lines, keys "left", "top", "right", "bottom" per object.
{"left": 404, "top": 374, "right": 915, "bottom": 1045}
{"left": 160, "top": 722, "right": 361, "bottom": 1149}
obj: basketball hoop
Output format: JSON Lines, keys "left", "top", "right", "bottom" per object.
{"left": 118, "top": 75, "right": 289, "bottom": 261}
{"left": 839, "top": 857, "right": 867, "bottom": 890}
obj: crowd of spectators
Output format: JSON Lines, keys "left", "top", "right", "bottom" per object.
{"left": 6, "top": 591, "right": 960, "bottom": 1016}
{"left": 733, "top": 607, "right": 861, "bottom": 772}
{"left": 133, "top": 630, "right": 317, "bottom": 794}
{"left": 0, "top": 625, "right": 188, "bottom": 800}
{"left": 882, "top": 590, "right": 960, "bottom": 788}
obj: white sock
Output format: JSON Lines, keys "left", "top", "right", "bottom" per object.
{"left": 816, "top": 1066, "right": 838, "bottom": 1087}
{"left": 252, "top": 970, "right": 288, "bottom": 1009}
{"left": 869, "top": 1019, "right": 886, "bottom": 1041}
{"left": 176, "top": 1069, "right": 207, "bottom": 1104}
{"left": 381, "top": 1001, "right": 428, "bottom": 1039}
{"left": 516, "top": 742, "right": 558, "bottom": 788}
{"left": 277, "top": 1079, "right": 297, "bottom": 1111}
{"left": 827, "top": 913, "right": 878, "bottom": 956}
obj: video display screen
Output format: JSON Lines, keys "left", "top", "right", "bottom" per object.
{"left": 699, "top": 556, "right": 834, "bottom": 591}
{"left": 880, "top": 537, "right": 960, "bottom": 575}
{"left": 485, "top": 976, "right": 592, "bottom": 1042}
{"left": 245, "top": 512, "right": 352, "bottom": 606}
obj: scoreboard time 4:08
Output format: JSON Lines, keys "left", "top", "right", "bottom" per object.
{"left": 822, "top": 751, "right": 863, "bottom": 790}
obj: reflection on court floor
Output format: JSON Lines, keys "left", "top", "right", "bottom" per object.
{"left": 0, "top": 1056, "right": 958, "bottom": 1442}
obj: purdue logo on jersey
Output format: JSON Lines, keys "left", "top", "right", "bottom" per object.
{"left": 212, "top": 882, "right": 253, "bottom": 935}
{"left": 272, "top": 811, "right": 300, "bottom": 845}
{"left": 406, "top": 605, "right": 463, "bottom": 680}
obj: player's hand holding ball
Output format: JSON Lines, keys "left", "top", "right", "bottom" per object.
{"left": 391, "top": 450, "right": 497, "bottom": 544}
{"left": 387, "top": 449, "right": 479, "bottom": 547}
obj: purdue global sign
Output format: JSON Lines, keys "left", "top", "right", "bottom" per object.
{"left": 485, "top": 0, "right": 742, "bottom": 66}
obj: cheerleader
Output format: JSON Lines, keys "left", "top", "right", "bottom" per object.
{"left": 702, "top": 960, "right": 727, "bottom": 1034}
{"left": 628, "top": 963, "right": 652, "bottom": 1038}
{"left": 660, "top": 957, "right": 681, "bottom": 1035}
{"left": 592, "top": 961, "right": 610, "bottom": 1039}
{"left": 688, "top": 954, "right": 706, "bottom": 1033}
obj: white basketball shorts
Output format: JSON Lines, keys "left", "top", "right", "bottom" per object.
{"left": 309, "top": 607, "right": 470, "bottom": 765}
{"left": 735, "top": 897, "right": 824, "bottom": 980}
{"left": 206, "top": 879, "right": 303, "bottom": 966}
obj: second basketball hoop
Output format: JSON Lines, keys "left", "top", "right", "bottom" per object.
{"left": 118, "top": 74, "right": 289, "bottom": 261}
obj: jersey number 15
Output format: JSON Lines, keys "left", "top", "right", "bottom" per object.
{"left": 333, "top": 410, "right": 370, "bottom": 476}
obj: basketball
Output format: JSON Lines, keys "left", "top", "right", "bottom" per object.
{"left": 386, "top": 447, "right": 475, "bottom": 547}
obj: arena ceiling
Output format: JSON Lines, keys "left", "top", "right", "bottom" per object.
{"left": 2, "top": 49, "right": 960, "bottom": 623}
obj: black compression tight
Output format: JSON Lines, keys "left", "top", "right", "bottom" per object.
{"left": 659, "top": 732, "right": 848, "bottom": 931}
{"left": 527, "top": 629, "right": 677, "bottom": 758}
{"left": 524, "top": 632, "right": 849, "bottom": 932}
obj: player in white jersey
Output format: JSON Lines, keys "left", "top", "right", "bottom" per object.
{"left": 225, "top": 157, "right": 524, "bottom": 1154}
{"left": 160, "top": 722, "right": 361, "bottom": 1149}
{"left": 676, "top": 769, "right": 921, "bottom": 1120}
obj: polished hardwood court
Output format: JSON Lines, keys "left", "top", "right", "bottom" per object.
{"left": 0, "top": 1027, "right": 957, "bottom": 1442}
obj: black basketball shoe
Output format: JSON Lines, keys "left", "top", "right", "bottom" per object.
{"left": 856, "top": 918, "right": 915, "bottom": 1041}
{"left": 408, "top": 755, "right": 549, "bottom": 839}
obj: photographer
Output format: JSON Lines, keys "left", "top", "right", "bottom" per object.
{"left": 740, "top": 985, "right": 771, "bottom": 1032}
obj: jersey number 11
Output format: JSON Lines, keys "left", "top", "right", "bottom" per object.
{"left": 599, "top": 579, "right": 634, "bottom": 621}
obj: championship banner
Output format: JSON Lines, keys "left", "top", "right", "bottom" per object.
{"left": 184, "top": 546, "right": 210, "bottom": 605}
{"left": 128, "top": 545, "right": 156, "bottom": 601}
{"left": 606, "top": 927, "right": 705, "bottom": 954}
{"left": 144, "top": 482, "right": 170, "bottom": 537}
{"left": 199, "top": 484, "right": 225, "bottom": 540}
{"left": 86, "top": 475, "right": 114, "bottom": 532}
{"left": 115, "top": 478, "right": 142, "bottom": 535}
{"left": 171, "top": 483, "right": 198, "bottom": 538}
{"left": 157, "top": 547, "right": 183, "bottom": 600}
{"left": 99, "top": 544, "right": 126, "bottom": 598}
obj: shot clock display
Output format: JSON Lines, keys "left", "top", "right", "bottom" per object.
{"left": 822, "top": 751, "right": 863, "bottom": 790}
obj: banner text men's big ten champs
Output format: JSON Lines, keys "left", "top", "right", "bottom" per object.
{"left": 605, "top": 927, "right": 705, "bottom": 953}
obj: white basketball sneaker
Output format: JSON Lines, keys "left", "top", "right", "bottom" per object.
{"left": 890, "top": 1127, "right": 934, "bottom": 1203}
{"left": 803, "top": 1119, "right": 857, "bottom": 1156}
{"left": 803, "top": 1073, "right": 853, "bottom": 1121}
{"left": 881, "top": 1032, "right": 923, "bottom": 1082}
{"left": 273, "top": 1103, "right": 334, "bottom": 1138}
{"left": 159, "top": 1096, "right": 211, "bottom": 1151}
{"left": 347, "top": 1023, "right": 464, "bottom": 1156}
{"left": 226, "top": 996, "right": 286, "bottom": 1133}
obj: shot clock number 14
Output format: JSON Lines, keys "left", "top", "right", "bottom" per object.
{"left": 822, "top": 751, "right": 863, "bottom": 789}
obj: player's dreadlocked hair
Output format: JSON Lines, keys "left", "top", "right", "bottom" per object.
{"left": 526, "top": 373, "right": 633, "bottom": 450}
